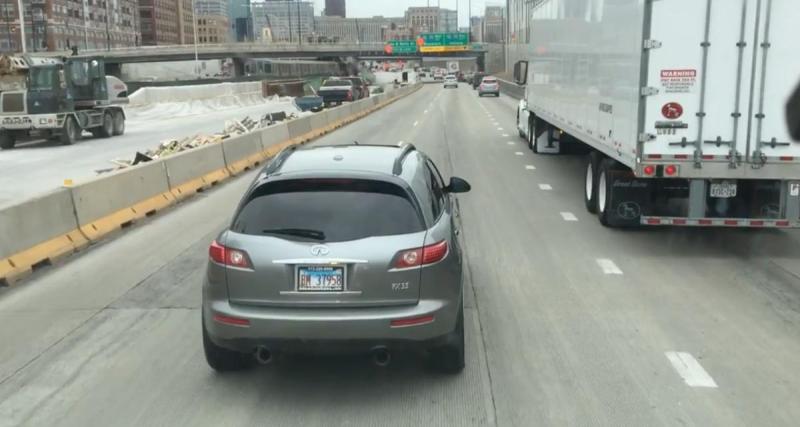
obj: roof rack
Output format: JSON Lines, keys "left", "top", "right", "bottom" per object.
{"left": 392, "top": 143, "right": 416, "bottom": 175}
{"left": 263, "top": 145, "right": 298, "bottom": 175}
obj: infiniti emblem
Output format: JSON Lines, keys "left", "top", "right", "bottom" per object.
{"left": 310, "top": 245, "right": 330, "bottom": 256}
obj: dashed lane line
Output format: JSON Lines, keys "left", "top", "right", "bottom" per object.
{"left": 525, "top": 165, "right": 536, "bottom": 170}
{"left": 596, "top": 259, "right": 623, "bottom": 275}
{"left": 665, "top": 352, "right": 718, "bottom": 388}
{"left": 560, "top": 212, "right": 578, "bottom": 222}
{"left": 538, "top": 184, "right": 552, "bottom": 190}
{"left": 514, "top": 152, "right": 524, "bottom": 156}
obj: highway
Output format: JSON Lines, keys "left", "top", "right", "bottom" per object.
{"left": 0, "top": 99, "right": 299, "bottom": 207}
{"left": 1, "top": 83, "right": 800, "bottom": 426}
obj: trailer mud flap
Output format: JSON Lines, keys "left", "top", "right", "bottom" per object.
{"left": 605, "top": 170, "right": 653, "bottom": 227}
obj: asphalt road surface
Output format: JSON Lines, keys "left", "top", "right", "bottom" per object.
{"left": 1, "top": 83, "right": 799, "bottom": 426}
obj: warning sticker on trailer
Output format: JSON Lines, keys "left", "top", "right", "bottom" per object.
{"left": 791, "top": 183, "right": 800, "bottom": 197}
{"left": 660, "top": 69, "right": 697, "bottom": 93}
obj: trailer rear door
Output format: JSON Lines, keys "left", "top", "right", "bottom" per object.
{"left": 642, "top": 0, "right": 800, "bottom": 172}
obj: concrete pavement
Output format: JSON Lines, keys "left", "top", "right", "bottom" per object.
{"left": 1, "top": 83, "right": 799, "bottom": 426}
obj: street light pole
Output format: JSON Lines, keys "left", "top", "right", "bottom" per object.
{"left": 296, "top": 0, "right": 301, "bottom": 45}
{"left": 286, "top": 0, "right": 292, "bottom": 43}
{"left": 16, "top": 0, "right": 25, "bottom": 52}
{"left": 192, "top": 0, "right": 199, "bottom": 77}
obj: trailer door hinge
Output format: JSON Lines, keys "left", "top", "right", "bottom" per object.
{"left": 641, "top": 87, "right": 659, "bottom": 96}
{"left": 638, "top": 133, "right": 656, "bottom": 143}
{"left": 643, "top": 39, "right": 662, "bottom": 49}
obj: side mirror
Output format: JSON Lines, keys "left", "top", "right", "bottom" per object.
{"left": 444, "top": 177, "right": 471, "bottom": 194}
{"left": 788, "top": 80, "right": 800, "bottom": 141}
{"left": 513, "top": 60, "right": 528, "bottom": 85}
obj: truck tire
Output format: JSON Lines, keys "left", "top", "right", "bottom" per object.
{"left": 597, "top": 158, "right": 647, "bottom": 228}
{"left": 584, "top": 153, "right": 602, "bottom": 213}
{"left": 529, "top": 119, "right": 539, "bottom": 153}
{"left": 0, "top": 132, "right": 15, "bottom": 150}
{"left": 597, "top": 160, "right": 613, "bottom": 226}
{"left": 92, "top": 112, "right": 113, "bottom": 138}
{"left": 60, "top": 116, "right": 81, "bottom": 145}
{"left": 112, "top": 110, "right": 125, "bottom": 136}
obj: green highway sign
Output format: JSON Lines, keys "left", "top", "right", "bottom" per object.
{"left": 419, "top": 32, "right": 470, "bottom": 52}
{"left": 385, "top": 40, "right": 418, "bottom": 55}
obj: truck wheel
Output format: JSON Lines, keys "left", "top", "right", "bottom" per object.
{"left": 60, "top": 116, "right": 81, "bottom": 145}
{"left": 0, "top": 132, "right": 15, "bottom": 150}
{"left": 99, "top": 112, "right": 113, "bottom": 138}
{"left": 584, "top": 153, "right": 601, "bottom": 214}
{"left": 529, "top": 120, "right": 539, "bottom": 153}
{"left": 597, "top": 161, "right": 612, "bottom": 226}
{"left": 112, "top": 110, "right": 125, "bottom": 136}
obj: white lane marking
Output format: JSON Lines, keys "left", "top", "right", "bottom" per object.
{"left": 665, "top": 352, "right": 718, "bottom": 388}
{"left": 424, "top": 110, "right": 428, "bottom": 114}
{"left": 525, "top": 165, "right": 536, "bottom": 170}
{"left": 596, "top": 259, "right": 623, "bottom": 275}
{"left": 502, "top": 134, "right": 510, "bottom": 137}
{"left": 413, "top": 120, "right": 419, "bottom": 127}
{"left": 538, "top": 184, "right": 552, "bottom": 191}
{"left": 560, "top": 212, "right": 578, "bottom": 222}
{"left": 507, "top": 141, "right": 515, "bottom": 145}
{"left": 515, "top": 151, "right": 524, "bottom": 156}
{"left": 497, "top": 127, "right": 504, "bottom": 131}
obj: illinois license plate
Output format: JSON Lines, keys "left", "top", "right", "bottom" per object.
{"left": 710, "top": 182, "right": 737, "bottom": 198}
{"left": 297, "top": 266, "right": 344, "bottom": 292}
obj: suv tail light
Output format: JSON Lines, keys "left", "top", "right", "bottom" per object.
{"left": 393, "top": 241, "right": 448, "bottom": 269}
{"left": 209, "top": 240, "right": 252, "bottom": 269}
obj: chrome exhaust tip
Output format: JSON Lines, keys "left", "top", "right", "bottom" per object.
{"left": 254, "top": 346, "right": 273, "bottom": 365}
{"left": 371, "top": 346, "right": 391, "bottom": 367}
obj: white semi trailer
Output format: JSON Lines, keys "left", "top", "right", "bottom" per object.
{"left": 514, "top": 0, "right": 800, "bottom": 228}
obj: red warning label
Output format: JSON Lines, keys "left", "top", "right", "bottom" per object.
{"left": 660, "top": 69, "right": 697, "bottom": 93}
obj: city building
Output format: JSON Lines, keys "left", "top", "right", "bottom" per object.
{"left": 250, "top": 0, "right": 313, "bottom": 43}
{"left": 324, "top": 0, "right": 345, "bottom": 18}
{"left": 228, "top": 0, "right": 253, "bottom": 42}
{"left": 0, "top": 0, "right": 140, "bottom": 52}
{"left": 140, "top": 0, "right": 195, "bottom": 45}
{"left": 195, "top": 0, "right": 229, "bottom": 44}
{"left": 405, "top": 7, "right": 438, "bottom": 34}
{"left": 438, "top": 8, "right": 457, "bottom": 33}
{"left": 483, "top": 5, "right": 504, "bottom": 43}
{"left": 313, "top": 16, "right": 404, "bottom": 43}
{"left": 469, "top": 16, "right": 483, "bottom": 42}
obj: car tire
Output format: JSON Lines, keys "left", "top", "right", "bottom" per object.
{"left": 112, "top": 110, "right": 125, "bottom": 136}
{"left": 429, "top": 305, "right": 465, "bottom": 374}
{"left": 0, "top": 132, "right": 15, "bottom": 150}
{"left": 60, "top": 116, "right": 80, "bottom": 145}
{"left": 203, "top": 316, "right": 253, "bottom": 372}
{"left": 585, "top": 153, "right": 601, "bottom": 214}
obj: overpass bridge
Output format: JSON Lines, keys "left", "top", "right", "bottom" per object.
{"left": 43, "top": 42, "right": 486, "bottom": 76}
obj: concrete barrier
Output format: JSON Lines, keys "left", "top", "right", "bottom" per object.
{"left": 498, "top": 78, "right": 525, "bottom": 100}
{"left": 163, "top": 143, "right": 229, "bottom": 200}
{"left": 310, "top": 111, "right": 332, "bottom": 133}
{"left": 287, "top": 115, "right": 314, "bottom": 141}
{"left": 70, "top": 161, "right": 174, "bottom": 241}
{"left": 259, "top": 123, "right": 295, "bottom": 158}
{"left": 222, "top": 132, "right": 264, "bottom": 175}
{"left": 0, "top": 189, "right": 87, "bottom": 285}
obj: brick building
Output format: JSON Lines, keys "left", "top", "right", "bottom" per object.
{"left": 139, "top": 0, "right": 194, "bottom": 46}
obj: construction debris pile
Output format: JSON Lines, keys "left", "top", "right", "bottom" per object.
{"left": 99, "top": 111, "right": 293, "bottom": 174}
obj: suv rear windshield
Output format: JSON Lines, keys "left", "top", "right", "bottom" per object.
{"left": 232, "top": 179, "right": 424, "bottom": 242}
{"left": 322, "top": 80, "right": 351, "bottom": 87}
{"left": 482, "top": 78, "right": 497, "bottom": 83}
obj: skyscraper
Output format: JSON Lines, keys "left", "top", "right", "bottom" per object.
{"left": 325, "top": 0, "right": 346, "bottom": 18}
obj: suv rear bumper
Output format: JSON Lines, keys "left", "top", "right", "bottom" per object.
{"left": 203, "top": 295, "right": 461, "bottom": 353}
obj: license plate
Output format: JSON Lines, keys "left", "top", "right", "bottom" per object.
{"left": 710, "top": 182, "right": 737, "bottom": 198}
{"left": 297, "top": 266, "right": 344, "bottom": 292}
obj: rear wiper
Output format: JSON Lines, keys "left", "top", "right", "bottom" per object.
{"left": 261, "top": 228, "right": 326, "bottom": 241}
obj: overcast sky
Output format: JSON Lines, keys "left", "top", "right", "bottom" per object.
{"left": 311, "top": 0, "right": 505, "bottom": 27}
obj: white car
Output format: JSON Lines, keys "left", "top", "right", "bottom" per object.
{"left": 443, "top": 75, "right": 458, "bottom": 89}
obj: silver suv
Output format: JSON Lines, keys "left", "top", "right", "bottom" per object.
{"left": 202, "top": 143, "right": 471, "bottom": 373}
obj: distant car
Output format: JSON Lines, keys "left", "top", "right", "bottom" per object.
{"left": 472, "top": 72, "right": 487, "bottom": 89}
{"left": 318, "top": 78, "right": 356, "bottom": 106}
{"left": 478, "top": 77, "right": 500, "bottom": 97}
{"left": 202, "top": 143, "right": 472, "bottom": 373}
{"left": 369, "top": 86, "right": 385, "bottom": 95}
{"left": 293, "top": 84, "right": 324, "bottom": 112}
{"left": 443, "top": 75, "right": 458, "bottom": 89}
{"left": 343, "top": 76, "right": 369, "bottom": 99}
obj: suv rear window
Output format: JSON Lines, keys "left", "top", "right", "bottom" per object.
{"left": 232, "top": 179, "right": 424, "bottom": 242}
{"left": 323, "top": 80, "right": 350, "bottom": 87}
{"left": 482, "top": 78, "right": 497, "bottom": 83}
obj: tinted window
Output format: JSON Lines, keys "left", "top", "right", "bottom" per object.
{"left": 323, "top": 80, "right": 350, "bottom": 87}
{"left": 483, "top": 78, "right": 497, "bottom": 83}
{"left": 233, "top": 179, "right": 423, "bottom": 242}
{"left": 426, "top": 160, "right": 446, "bottom": 217}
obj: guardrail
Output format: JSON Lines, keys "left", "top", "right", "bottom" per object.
{"left": 497, "top": 78, "right": 525, "bottom": 100}
{"left": 0, "top": 84, "right": 421, "bottom": 286}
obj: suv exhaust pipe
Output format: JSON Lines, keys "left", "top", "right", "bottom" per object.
{"left": 371, "top": 346, "right": 391, "bottom": 367}
{"left": 254, "top": 346, "right": 273, "bottom": 365}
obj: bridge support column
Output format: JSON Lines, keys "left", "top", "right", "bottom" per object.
{"left": 477, "top": 53, "right": 486, "bottom": 73}
{"left": 232, "top": 57, "right": 246, "bottom": 77}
